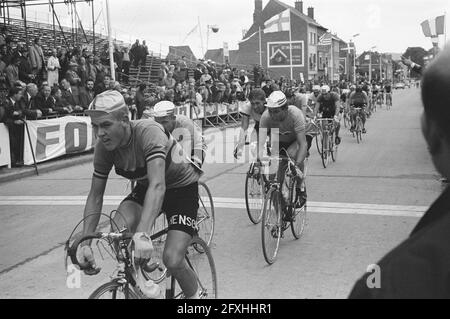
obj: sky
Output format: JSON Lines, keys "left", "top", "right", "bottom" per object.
{"left": 9, "top": 0, "right": 450, "bottom": 58}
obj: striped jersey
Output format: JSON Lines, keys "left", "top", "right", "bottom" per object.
{"left": 93, "top": 120, "right": 201, "bottom": 189}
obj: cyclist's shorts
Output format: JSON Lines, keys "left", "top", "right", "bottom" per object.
{"left": 322, "top": 112, "right": 335, "bottom": 119}
{"left": 352, "top": 103, "right": 366, "bottom": 109}
{"left": 279, "top": 141, "right": 297, "bottom": 157}
{"left": 123, "top": 182, "right": 199, "bottom": 237}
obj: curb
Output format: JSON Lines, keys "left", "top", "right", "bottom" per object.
{"left": 0, "top": 123, "right": 242, "bottom": 184}
{"left": 0, "top": 153, "right": 94, "bottom": 184}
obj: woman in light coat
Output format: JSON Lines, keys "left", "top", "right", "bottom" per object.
{"left": 47, "top": 49, "right": 60, "bottom": 88}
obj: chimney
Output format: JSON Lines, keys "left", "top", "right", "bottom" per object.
{"left": 307, "top": 7, "right": 314, "bottom": 19}
{"left": 295, "top": 1, "right": 303, "bottom": 14}
{"left": 253, "top": 0, "right": 263, "bottom": 25}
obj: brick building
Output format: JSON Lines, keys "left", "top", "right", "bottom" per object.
{"left": 235, "top": 0, "right": 352, "bottom": 83}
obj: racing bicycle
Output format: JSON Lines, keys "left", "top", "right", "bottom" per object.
{"left": 65, "top": 219, "right": 217, "bottom": 299}
{"left": 260, "top": 153, "right": 308, "bottom": 265}
{"left": 315, "top": 118, "right": 338, "bottom": 168}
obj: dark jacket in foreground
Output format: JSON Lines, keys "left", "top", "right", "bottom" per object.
{"left": 349, "top": 186, "right": 450, "bottom": 298}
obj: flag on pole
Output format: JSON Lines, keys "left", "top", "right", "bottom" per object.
{"left": 239, "top": 30, "right": 259, "bottom": 43}
{"left": 182, "top": 24, "right": 199, "bottom": 44}
{"left": 186, "top": 24, "right": 199, "bottom": 37}
{"left": 263, "top": 9, "right": 290, "bottom": 33}
{"left": 421, "top": 15, "right": 445, "bottom": 37}
{"left": 318, "top": 33, "right": 332, "bottom": 46}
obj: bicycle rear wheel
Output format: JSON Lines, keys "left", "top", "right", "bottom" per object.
{"left": 245, "top": 164, "right": 264, "bottom": 224}
{"left": 89, "top": 281, "right": 140, "bottom": 299}
{"left": 289, "top": 179, "right": 307, "bottom": 239}
{"left": 261, "top": 188, "right": 282, "bottom": 265}
{"left": 196, "top": 182, "right": 215, "bottom": 252}
{"left": 170, "top": 236, "right": 218, "bottom": 299}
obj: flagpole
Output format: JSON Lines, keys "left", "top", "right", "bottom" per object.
{"left": 259, "top": 26, "right": 262, "bottom": 66}
{"left": 198, "top": 16, "right": 204, "bottom": 58}
{"left": 330, "top": 36, "right": 334, "bottom": 83}
{"left": 105, "top": 0, "right": 115, "bottom": 81}
{"left": 288, "top": 11, "right": 293, "bottom": 81}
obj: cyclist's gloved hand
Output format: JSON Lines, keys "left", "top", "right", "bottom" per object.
{"left": 78, "top": 245, "right": 101, "bottom": 276}
{"left": 293, "top": 165, "right": 304, "bottom": 180}
{"left": 133, "top": 232, "right": 153, "bottom": 262}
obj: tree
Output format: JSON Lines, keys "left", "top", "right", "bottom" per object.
{"left": 403, "top": 47, "right": 428, "bottom": 78}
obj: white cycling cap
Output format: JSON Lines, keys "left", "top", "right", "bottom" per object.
{"left": 266, "top": 91, "right": 287, "bottom": 109}
{"left": 85, "top": 90, "right": 127, "bottom": 116}
{"left": 321, "top": 85, "right": 330, "bottom": 92}
{"left": 153, "top": 101, "right": 176, "bottom": 118}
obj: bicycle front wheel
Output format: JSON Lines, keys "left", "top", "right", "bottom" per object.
{"left": 245, "top": 165, "right": 264, "bottom": 224}
{"left": 321, "top": 133, "right": 328, "bottom": 168}
{"left": 331, "top": 132, "right": 338, "bottom": 162}
{"left": 171, "top": 236, "right": 218, "bottom": 299}
{"left": 261, "top": 188, "right": 282, "bottom": 265}
{"left": 89, "top": 281, "right": 140, "bottom": 299}
{"left": 196, "top": 182, "right": 215, "bottom": 252}
{"left": 289, "top": 180, "right": 307, "bottom": 239}
{"left": 315, "top": 131, "right": 323, "bottom": 156}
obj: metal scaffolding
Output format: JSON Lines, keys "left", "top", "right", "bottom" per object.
{"left": 0, "top": 0, "right": 96, "bottom": 50}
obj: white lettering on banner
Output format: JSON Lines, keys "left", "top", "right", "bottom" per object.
{"left": 0, "top": 124, "right": 11, "bottom": 168}
{"left": 23, "top": 116, "right": 95, "bottom": 165}
{"left": 174, "top": 104, "right": 191, "bottom": 118}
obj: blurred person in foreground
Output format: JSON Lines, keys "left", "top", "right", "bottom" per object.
{"left": 349, "top": 44, "right": 450, "bottom": 299}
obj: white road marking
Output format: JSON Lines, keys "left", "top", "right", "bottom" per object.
{"left": 0, "top": 196, "right": 427, "bottom": 218}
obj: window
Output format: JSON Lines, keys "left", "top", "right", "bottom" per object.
{"left": 309, "top": 53, "right": 317, "bottom": 70}
{"left": 310, "top": 32, "right": 317, "bottom": 45}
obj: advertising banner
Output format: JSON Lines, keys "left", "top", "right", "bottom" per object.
{"left": 267, "top": 41, "right": 304, "bottom": 68}
{"left": 23, "top": 116, "right": 95, "bottom": 165}
{"left": 0, "top": 124, "right": 11, "bottom": 168}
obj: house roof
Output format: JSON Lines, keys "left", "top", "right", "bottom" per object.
{"left": 167, "top": 46, "right": 196, "bottom": 62}
{"left": 273, "top": 0, "right": 327, "bottom": 30}
{"left": 243, "top": 0, "right": 327, "bottom": 40}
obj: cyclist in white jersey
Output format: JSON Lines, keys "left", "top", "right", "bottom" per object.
{"left": 234, "top": 88, "right": 267, "bottom": 159}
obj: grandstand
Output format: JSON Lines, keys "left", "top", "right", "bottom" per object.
{"left": 0, "top": 0, "right": 261, "bottom": 89}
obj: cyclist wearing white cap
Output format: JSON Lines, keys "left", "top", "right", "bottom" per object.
{"left": 307, "top": 85, "right": 321, "bottom": 109}
{"left": 234, "top": 88, "right": 267, "bottom": 159}
{"left": 314, "top": 85, "right": 342, "bottom": 145}
{"left": 258, "top": 90, "right": 308, "bottom": 218}
{"left": 152, "top": 100, "right": 206, "bottom": 169}
{"left": 80, "top": 90, "right": 203, "bottom": 299}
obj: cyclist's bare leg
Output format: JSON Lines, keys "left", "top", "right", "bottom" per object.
{"left": 163, "top": 230, "right": 198, "bottom": 298}
{"left": 111, "top": 200, "right": 142, "bottom": 232}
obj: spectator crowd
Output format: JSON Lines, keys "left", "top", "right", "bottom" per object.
{"left": 0, "top": 24, "right": 353, "bottom": 168}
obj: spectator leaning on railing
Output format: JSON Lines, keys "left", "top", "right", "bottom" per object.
{"left": 35, "top": 84, "right": 56, "bottom": 116}
{"left": 4, "top": 86, "right": 24, "bottom": 166}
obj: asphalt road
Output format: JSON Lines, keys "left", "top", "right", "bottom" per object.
{"left": 0, "top": 86, "right": 443, "bottom": 299}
